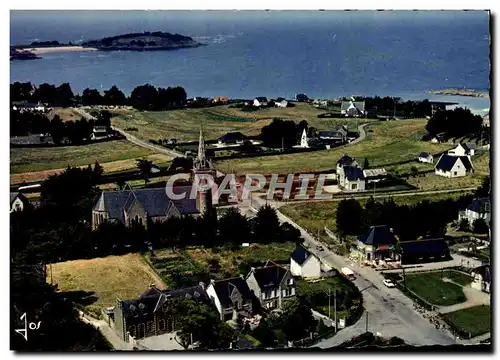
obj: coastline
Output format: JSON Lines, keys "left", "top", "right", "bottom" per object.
{"left": 24, "top": 46, "right": 98, "bottom": 55}
{"left": 427, "top": 88, "right": 489, "bottom": 98}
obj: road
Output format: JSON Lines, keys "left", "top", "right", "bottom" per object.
{"left": 245, "top": 193, "right": 458, "bottom": 348}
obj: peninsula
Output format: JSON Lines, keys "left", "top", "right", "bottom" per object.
{"left": 428, "top": 88, "right": 488, "bottom": 98}
{"left": 10, "top": 48, "right": 41, "bottom": 60}
{"left": 81, "top": 31, "right": 202, "bottom": 51}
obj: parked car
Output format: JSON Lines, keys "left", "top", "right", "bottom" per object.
{"left": 383, "top": 279, "right": 395, "bottom": 288}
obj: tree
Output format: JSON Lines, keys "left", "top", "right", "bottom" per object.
{"left": 218, "top": 208, "right": 250, "bottom": 246}
{"left": 458, "top": 218, "right": 471, "bottom": 232}
{"left": 260, "top": 118, "right": 298, "bottom": 149}
{"left": 54, "top": 83, "right": 74, "bottom": 107}
{"left": 81, "top": 88, "right": 103, "bottom": 106}
{"left": 476, "top": 176, "right": 490, "bottom": 198}
{"left": 363, "top": 157, "right": 370, "bottom": 169}
{"left": 336, "top": 199, "right": 364, "bottom": 235}
{"left": 472, "top": 218, "right": 489, "bottom": 235}
{"left": 425, "top": 107, "right": 483, "bottom": 138}
{"left": 103, "top": 85, "right": 126, "bottom": 106}
{"left": 410, "top": 166, "right": 419, "bottom": 178}
{"left": 130, "top": 84, "right": 158, "bottom": 110}
{"left": 136, "top": 159, "right": 153, "bottom": 185}
{"left": 253, "top": 205, "right": 280, "bottom": 243}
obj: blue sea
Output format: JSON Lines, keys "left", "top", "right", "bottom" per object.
{"left": 10, "top": 10, "right": 491, "bottom": 114}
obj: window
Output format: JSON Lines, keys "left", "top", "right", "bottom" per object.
{"left": 351, "top": 183, "right": 358, "bottom": 190}
{"left": 454, "top": 171, "right": 458, "bottom": 176}
{"left": 288, "top": 279, "right": 294, "bottom": 285}
{"left": 282, "top": 290, "right": 286, "bottom": 297}
{"left": 291, "top": 288, "right": 295, "bottom": 296}
{"left": 262, "top": 292, "right": 266, "bottom": 300}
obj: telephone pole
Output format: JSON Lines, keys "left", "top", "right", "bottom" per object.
{"left": 365, "top": 312, "right": 369, "bottom": 332}
{"left": 334, "top": 290, "right": 337, "bottom": 331}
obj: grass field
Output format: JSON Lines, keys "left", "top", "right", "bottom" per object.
{"left": 279, "top": 191, "right": 470, "bottom": 236}
{"left": 405, "top": 271, "right": 467, "bottom": 306}
{"left": 442, "top": 305, "right": 491, "bottom": 338}
{"left": 48, "top": 253, "right": 167, "bottom": 318}
{"left": 110, "top": 103, "right": 363, "bottom": 142}
{"left": 148, "top": 242, "right": 296, "bottom": 289}
{"left": 47, "top": 107, "right": 83, "bottom": 122}
{"left": 10, "top": 140, "right": 173, "bottom": 185}
{"left": 218, "top": 119, "right": 451, "bottom": 175}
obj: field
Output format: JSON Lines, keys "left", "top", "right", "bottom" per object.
{"left": 47, "top": 107, "right": 83, "bottom": 122}
{"left": 218, "top": 119, "right": 451, "bottom": 175}
{"left": 10, "top": 140, "right": 172, "bottom": 184}
{"left": 404, "top": 271, "right": 467, "bottom": 306}
{"left": 147, "top": 242, "right": 296, "bottom": 289}
{"left": 442, "top": 305, "right": 491, "bottom": 338}
{"left": 279, "top": 191, "right": 470, "bottom": 236}
{"left": 110, "top": 103, "right": 363, "bottom": 142}
{"left": 48, "top": 253, "right": 167, "bottom": 318}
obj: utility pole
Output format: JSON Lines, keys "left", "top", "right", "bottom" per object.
{"left": 282, "top": 137, "right": 284, "bottom": 152}
{"left": 334, "top": 290, "right": 337, "bottom": 331}
{"left": 328, "top": 288, "right": 331, "bottom": 319}
{"left": 365, "top": 312, "right": 368, "bottom": 332}
{"left": 50, "top": 263, "right": 53, "bottom": 285}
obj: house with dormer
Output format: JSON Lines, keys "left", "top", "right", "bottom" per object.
{"left": 206, "top": 276, "right": 254, "bottom": 321}
{"left": 351, "top": 225, "right": 398, "bottom": 262}
{"left": 290, "top": 245, "right": 322, "bottom": 278}
{"left": 245, "top": 262, "right": 296, "bottom": 310}
{"left": 435, "top": 154, "right": 474, "bottom": 178}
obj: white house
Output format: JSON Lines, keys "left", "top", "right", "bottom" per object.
{"left": 336, "top": 154, "right": 358, "bottom": 175}
{"left": 435, "top": 154, "right": 474, "bottom": 178}
{"left": 418, "top": 152, "right": 434, "bottom": 164}
{"left": 253, "top": 97, "right": 268, "bottom": 107}
{"left": 294, "top": 128, "right": 309, "bottom": 148}
{"left": 290, "top": 245, "right": 322, "bottom": 278}
{"left": 10, "top": 192, "right": 27, "bottom": 212}
{"left": 313, "top": 99, "right": 328, "bottom": 107}
{"left": 206, "top": 276, "right": 254, "bottom": 321}
{"left": 338, "top": 165, "right": 366, "bottom": 191}
{"left": 350, "top": 225, "right": 398, "bottom": 262}
{"left": 91, "top": 125, "right": 108, "bottom": 140}
{"left": 471, "top": 265, "right": 491, "bottom": 293}
{"left": 458, "top": 198, "right": 491, "bottom": 226}
{"left": 340, "top": 100, "right": 366, "bottom": 117}
{"left": 448, "top": 143, "right": 474, "bottom": 157}
{"left": 275, "top": 98, "right": 288, "bottom": 108}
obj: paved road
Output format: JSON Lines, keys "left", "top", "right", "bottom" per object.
{"left": 246, "top": 193, "right": 457, "bottom": 348}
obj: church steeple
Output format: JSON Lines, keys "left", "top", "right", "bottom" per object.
{"left": 197, "top": 126, "right": 206, "bottom": 165}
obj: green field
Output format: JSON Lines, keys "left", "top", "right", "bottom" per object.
{"left": 442, "top": 305, "right": 491, "bottom": 338}
{"left": 10, "top": 140, "right": 156, "bottom": 174}
{"left": 279, "top": 192, "right": 470, "bottom": 236}
{"left": 405, "top": 271, "right": 467, "bottom": 306}
{"left": 218, "top": 119, "right": 451, "bottom": 175}
{"left": 110, "top": 103, "right": 364, "bottom": 142}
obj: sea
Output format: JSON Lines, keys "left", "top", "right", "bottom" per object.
{"left": 10, "top": 10, "right": 491, "bottom": 114}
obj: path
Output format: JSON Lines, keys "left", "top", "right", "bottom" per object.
{"left": 78, "top": 311, "right": 133, "bottom": 351}
{"left": 438, "top": 284, "right": 490, "bottom": 314}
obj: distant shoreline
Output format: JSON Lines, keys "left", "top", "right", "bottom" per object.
{"left": 427, "top": 88, "right": 489, "bottom": 98}
{"left": 26, "top": 46, "right": 98, "bottom": 55}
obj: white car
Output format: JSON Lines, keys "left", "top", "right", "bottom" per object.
{"left": 383, "top": 279, "right": 396, "bottom": 288}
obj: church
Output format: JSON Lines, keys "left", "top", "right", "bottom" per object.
{"left": 91, "top": 127, "right": 217, "bottom": 230}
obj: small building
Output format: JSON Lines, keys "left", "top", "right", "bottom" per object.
{"left": 465, "top": 143, "right": 477, "bottom": 156}
{"left": 91, "top": 125, "right": 108, "bottom": 140}
{"left": 274, "top": 99, "right": 288, "bottom": 108}
{"left": 418, "top": 152, "right": 434, "bottom": 164}
{"left": 213, "top": 96, "right": 229, "bottom": 104}
{"left": 218, "top": 132, "right": 248, "bottom": 146}
{"left": 245, "top": 262, "right": 296, "bottom": 310}
{"left": 483, "top": 113, "right": 490, "bottom": 128}
{"left": 206, "top": 276, "right": 254, "bottom": 321}
{"left": 338, "top": 166, "right": 366, "bottom": 191}
{"left": 430, "top": 132, "right": 446, "bottom": 143}
{"left": 340, "top": 100, "right": 366, "bottom": 117}
{"left": 435, "top": 154, "right": 474, "bottom": 178}
{"left": 399, "top": 238, "right": 451, "bottom": 265}
{"left": 351, "top": 225, "right": 398, "bottom": 262}
{"left": 448, "top": 143, "right": 474, "bottom": 157}
{"left": 13, "top": 101, "right": 45, "bottom": 113}
{"left": 290, "top": 245, "right": 322, "bottom": 278}
{"left": 10, "top": 192, "right": 28, "bottom": 212}
{"left": 362, "top": 168, "right": 387, "bottom": 183}
{"left": 458, "top": 198, "right": 491, "bottom": 226}
{"left": 471, "top": 265, "right": 491, "bottom": 293}
{"left": 295, "top": 93, "right": 309, "bottom": 102}
{"left": 294, "top": 128, "right": 309, "bottom": 148}
{"left": 313, "top": 99, "right": 328, "bottom": 107}
{"left": 319, "top": 126, "right": 348, "bottom": 144}
{"left": 253, "top": 97, "right": 268, "bottom": 107}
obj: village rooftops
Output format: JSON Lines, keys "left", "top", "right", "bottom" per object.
{"left": 467, "top": 198, "right": 490, "bottom": 214}
{"left": 290, "top": 245, "right": 313, "bottom": 266}
{"left": 250, "top": 263, "right": 288, "bottom": 290}
{"left": 357, "top": 225, "right": 397, "bottom": 246}
{"left": 435, "top": 154, "right": 474, "bottom": 172}
{"left": 211, "top": 277, "right": 253, "bottom": 309}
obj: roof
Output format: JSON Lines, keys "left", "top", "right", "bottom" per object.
{"left": 212, "top": 277, "right": 253, "bottom": 308}
{"left": 319, "top": 131, "right": 343, "bottom": 139}
{"left": 219, "top": 132, "right": 248, "bottom": 142}
{"left": 363, "top": 168, "right": 387, "bottom": 178}
{"left": 467, "top": 198, "right": 490, "bottom": 214}
{"left": 341, "top": 100, "right": 365, "bottom": 112}
{"left": 290, "top": 245, "right": 313, "bottom": 266}
{"left": 276, "top": 97, "right": 286, "bottom": 102}
{"left": 343, "top": 166, "right": 365, "bottom": 181}
{"left": 337, "top": 154, "right": 355, "bottom": 166}
{"left": 419, "top": 152, "right": 432, "bottom": 158}
{"left": 435, "top": 154, "right": 474, "bottom": 172}
{"left": 93, "top": 187, "right": 199, "bottom": 223}
{"left": 357, "top": 225, "right": 397, "bottom": 246}
{"left": 251, "top": 265, "right": 288, "bottom": 290}
{"left": 10, "top": 192, "right": 19, "bottom": 205}
{"left": 466, "top": 143, "right": 477, "bottom": 150}
{"left": 295, "top": 93, "right": 309, "bottom": 99}
{"left": 399, "top": 238, "right": 450, "bottom": 255}
{"left": 120, "top": 284, "right": 209, "bottom": 317}
{"left": 255, "top": 97, "right": 268, "bottom": 102}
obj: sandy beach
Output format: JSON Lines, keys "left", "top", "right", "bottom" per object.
{"left": 23, "top": 46, "right": 98, "bottom": 55}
